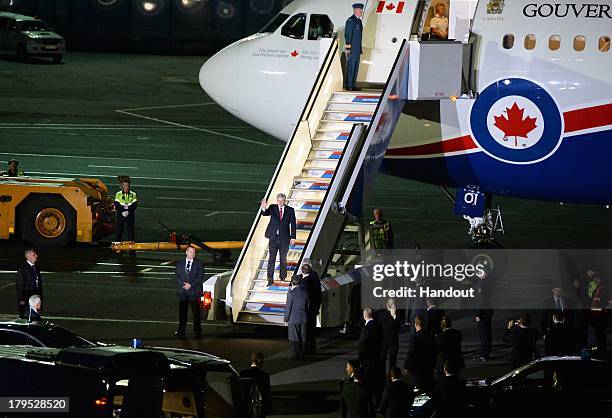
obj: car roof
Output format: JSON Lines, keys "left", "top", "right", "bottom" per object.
{"left": 0, "top": 12, "right": 41, "bottom": 21}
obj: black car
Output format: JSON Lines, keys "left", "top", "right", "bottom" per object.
{"left": 0, "top": 320, "right": 262, "bottom": 418}
{"left": 0, "top": 319, "right": 98, "bottom": 348}
{"left": 464, "top": 356, "right": 612, "bottom": 417}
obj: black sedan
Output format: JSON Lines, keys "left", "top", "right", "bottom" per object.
{"left": 0, "top": 319, "right": 97, "bottom": 348}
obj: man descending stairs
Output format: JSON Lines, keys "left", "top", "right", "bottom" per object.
{"left": 239, "top": 89, "right": 382, "bottom": 324}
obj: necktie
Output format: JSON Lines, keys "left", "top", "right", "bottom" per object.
{"left": 556, "top": 298, "right": 562, "bottom": 310}
{"left": 279, "top": 207, "right": 283, "bottom": 220}
{"left": 186, "top": 260, "right": 191, "bottom": 275}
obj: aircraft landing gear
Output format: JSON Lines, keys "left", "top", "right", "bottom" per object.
{"left": 464, "top": 206, "right": 505, "bottom": 249}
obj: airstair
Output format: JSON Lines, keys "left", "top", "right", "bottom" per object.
{"left": 227, "top": 36, "right": 413, "bottom": 325}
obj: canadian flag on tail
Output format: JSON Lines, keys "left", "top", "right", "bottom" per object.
{"left": 376, "top": 1, "right": 406, "bottom": 14}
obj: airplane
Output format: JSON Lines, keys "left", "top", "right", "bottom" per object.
{"left": 199, "top": 0, "right": 612, "bottom": 245}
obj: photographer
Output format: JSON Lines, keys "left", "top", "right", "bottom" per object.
{"left": 503, "top": 313, "right": 539, "bottom": 369}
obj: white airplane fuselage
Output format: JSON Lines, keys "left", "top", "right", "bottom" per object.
{"left": 200, "top": 0, "right": 612, "bottom": 204}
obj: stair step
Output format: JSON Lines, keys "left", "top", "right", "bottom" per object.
{"left": 244, "top": 300, "right": 287, "bottom": 307}
{"left": 323, "top": 110, "right": 374, "bottom": 116}
{"left": 326, "top": 100, "right": 379, "bottom": 105}
{"left": 312, "top": 147, "right": 345, "bottom": 152}
{"left": 293, "top": 181, "right": 330, "bottom": 191}
{"left": 320, "top": 119, "right": 370, "bottom": 124}
{"left": 248, "top": 288, "right": 289, "bottom": 294}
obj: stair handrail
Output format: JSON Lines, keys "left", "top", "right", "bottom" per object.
{"left": 229, "top": 37, "right": 340, "bottom": 287}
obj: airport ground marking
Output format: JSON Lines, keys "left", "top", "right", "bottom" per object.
{"left": 156, "top": 196, "right": 213, "bottom": 201}
{"left": 0, "top": 152, "right": 276, "bottom": 167}
{"left": 88, "top": 165, "right": 139, "bottom": 170}
{"left": 26, "top": 171, "right": 269, "bottom": 185}
{"left": 119, "top": 102, "right": 216, "bottom": 112}
{"left": 115, "top": 109, "right": 273, "bottom": 146}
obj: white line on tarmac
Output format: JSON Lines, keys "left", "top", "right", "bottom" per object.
{"left": 205, "top": 211, "right": 251, "bottom": 217}
{"left": 0, "top": 152, "right": 277, "bottom": 167}
{"left": 115, "top": 109, "right": 271, "bottom": 146}
{"left": 26, "top": 171, "right": 269, "bottom": 185}
{"left": 119, "top": 102, "right": 216, "bottom": 111}
{"left": 0, "top": 282, "right": 13, "bottom": 291}
{"left": 88, "top": 165, "right": 139, "bottom": 169}
{"left": 156, "top": 196, "right": 213, "bottom": 201}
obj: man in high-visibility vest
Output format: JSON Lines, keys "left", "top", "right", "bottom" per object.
{"left": 370, "top": 208, "right": 394, "bottom": 249}
{"left": 3, "top": 159, "right": 25, "bottom": 177}
{"left": 114, "top": 179, "right": 137, "bottom": 242}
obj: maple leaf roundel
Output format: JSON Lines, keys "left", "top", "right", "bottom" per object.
{"left": 470, "top": 78, "right": 563, "bottom": 164}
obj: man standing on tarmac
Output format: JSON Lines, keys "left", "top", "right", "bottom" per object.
{"left": 344, "top": 3, "right": 364, "bottom": 91}
{"left": 16, "top": 248, "right": 43, "bottom": 317}
{"left": 114, "top": 177, "right": 138, "bottom": 242}
{"left": 261, "top": 194, "right": 296, "bottom": 286}
{"left": 174, "top": 246, "right": 204, "bottom": 338}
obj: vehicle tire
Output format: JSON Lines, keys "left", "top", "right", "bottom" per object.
{"left": 16, "top": 44, "right": 28, "bottom": 61}
{"left": 52, "top": 54, "right": 62, "bottom": 64}
{"left": 18, "top": 195, "right": 76, "bottom": 248}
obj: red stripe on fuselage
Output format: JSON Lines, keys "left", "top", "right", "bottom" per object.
{"left": 386, "top": 135, "right": 476, "bottom": 156}
{"left": 376, "top": 1, "right": 385, "bottom": 13}
{"left": 563, "top": 103, "right": 612, "bottom": 133}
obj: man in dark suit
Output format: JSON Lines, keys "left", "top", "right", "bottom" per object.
{"left": 403, "top": 315, "right": 435, "bottom": 391}
{"left": 261, "top": 194, "right": 297, "bottom": 286}
{"left": 541, "top": 287, "right": 574, "bottom": 335}
{"left": 239, "top": 352, "right": 272, "bottom": 417}
{"left": 503, "top": 313, "right": 539, "bottom": 368}
{"left": 544, "top": 311, "right": 576, "bottom": 356}
{"left": 22, "top": 294, "right": 42, "bottom": 322}
{"left": 16, "top": 248, "right": 43, "bottom": 317}
{"left": 340, "top": 367, "right": 376, "bottom": 418}
{"left": 284, "top": 276, "right": 309, "bottom": 360}
{"left": 294, "top": 263, "right": 322, "bottom": 354}
{"left": 432, "top": 359, "right": 467, "bottom": 418}
{"left": 174, "top": 246, "right": 204, "bottom": 338}
{"left": 435, "top": 317, "right": 464, "bottom": 379}
{"left": 424, "top": 297, "right": 444, "bottom": 337}
{"left": 474, "top": 271, "right": 494, "bottom": 361}
{"left": 379, "top": 367, "right": 414, "bottom": 418}
{"left": 359, "top": 308, "right": 383, "bottom": 400}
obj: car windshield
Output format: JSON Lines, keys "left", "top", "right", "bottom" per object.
{"left": 258, "top": 13, "right": 289, "bottom": 34}
{"left": 41, "top": 326, "right": 96, "bottom": 348}
{"left": 19, "top": 21, "right": 50, "bottom": 32}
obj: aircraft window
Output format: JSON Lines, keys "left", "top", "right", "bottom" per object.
{"left": 502, "top": 34, "right": 514, "bottom": 49}
{"left": 599, "top": 36, "right": 610, "bottom": 52}
{"left": 573, "top": 35, "right": 586, "bottom": 51}
{"left": 281, "top": 13, "right": 306, "bottom": 40}
{"left": 548, "top": 35, "right": 560, "bottom": 51}
{"left": 524, "top": 34, "right": 536, "bottom": 50}
{"left": 259, "top": 13, "right": 289, "bottom": 34}
{"left": 308, "top": 14, "right": 333, "bottom": 40}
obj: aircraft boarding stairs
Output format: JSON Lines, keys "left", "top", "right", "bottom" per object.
{"left": 228, "top": 37, "right": 463, "bottom": 325}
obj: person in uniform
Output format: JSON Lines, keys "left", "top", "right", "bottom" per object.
{"left": 370, "top": 208, "right": 394, "bottom": 249}
{"left": 3, "top": 159, "right": 25, "bottom": 177}
{"left": 429, "top": 3, "right": 449, "bottom": 40}
{"left": 344, "top": 3, "right": 364, "bottom": 91}
{"left": 16, "top": 248, "right": 43, "bottom": 317}
{"left": 114, "top": 177, "right": 138, "bottom": 242}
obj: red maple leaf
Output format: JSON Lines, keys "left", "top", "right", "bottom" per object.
{"left": 493, "top": 102, "right": 537, "bottom": 142}
{"left": 386, "top": 2, "right": 396, "bottom": 10}
{"left": 290, "top": 50, "right": 298, "bottom": 57}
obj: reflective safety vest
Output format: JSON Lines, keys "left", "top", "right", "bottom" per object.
{"left": 370, "top": 220, "right": 391, "bottom": 249}
{"left": 115, "top": 190, "right": 137, "bottom": 206}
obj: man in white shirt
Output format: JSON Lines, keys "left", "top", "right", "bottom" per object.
{"left": 429, "top": 3, "right": 449, "bottom": 39}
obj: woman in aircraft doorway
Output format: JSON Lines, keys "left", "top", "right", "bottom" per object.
{"left": 429, "top": 3, "right": 449, "bottom": 40}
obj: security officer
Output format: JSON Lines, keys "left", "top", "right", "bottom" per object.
{"left": 3, "top": 159, "right": 25, "bottom": 177}
{"left": 370, "top": 208, "right": 394, "bottom": 249}
{"left": 114, "top": 177, "right": 137, "bottom": 242}
{"left": 344, "top": 3, "right": 364, "bottom": 91}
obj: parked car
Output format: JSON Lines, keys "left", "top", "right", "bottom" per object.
{"left": 0, "top": 320, "right": 262, "bottom": 417}
{"left": 0, "top": 12, "right": 65, "bottom": 62}
{"left": 463, "top": 356, "right": 612, "bottom": 417}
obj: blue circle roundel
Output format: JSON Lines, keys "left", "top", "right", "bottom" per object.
{"left": 470, "top": 78, "right": 563, "bottom": 164}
